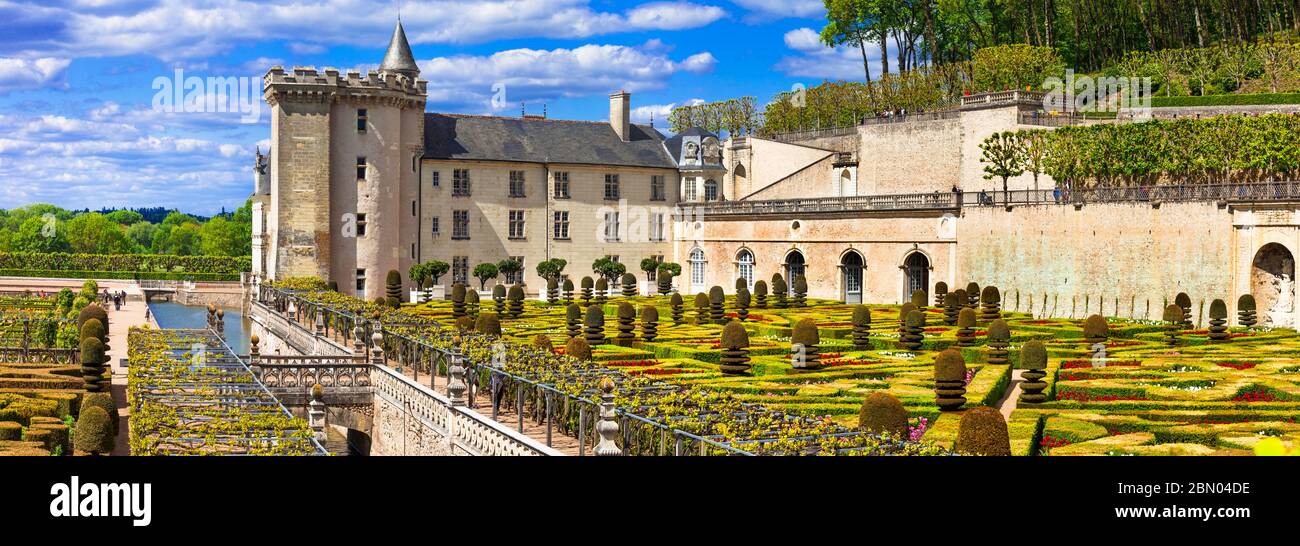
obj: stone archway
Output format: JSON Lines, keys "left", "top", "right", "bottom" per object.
{"left": 841, "top": 250, "right": 864, "bottom": 304}
{"left": 1252, "top": 243, "right": 1295, "bottom": 327}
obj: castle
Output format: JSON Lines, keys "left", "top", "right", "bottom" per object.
{"left": 253, "top": 21, "right": 1300, "bottom": 329}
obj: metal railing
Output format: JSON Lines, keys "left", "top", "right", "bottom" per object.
{"left": 968, "top": 182, "right": 1300, "bottom": 207}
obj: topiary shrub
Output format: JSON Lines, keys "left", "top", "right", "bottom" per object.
{"left": 385, "top": 270, "right": 403, "bottom": 308}
{"left": 580, "top": 277, "right": 594, "bottom": 307}
{"left": 79, "top": 318, "right": 106, "bottom": 344}
{"left": 594, "top": 278, "right": 609, "bottom": 305}
{"left": 507, "top": 284, "right": 525, "bottom": 318}
{"left": 566, "top": 304, "right": 583, "bottom": 338}
{"left": 0, "top": 422, "right": 19, "bottom": 441}
{"left": 901, "top": 310, "right": 926, "bottom": 351}
{"left": 934, "top": 348, "right": 967, "bottom": 411}
{"left": 657, "top": 272, "right": 673, "bottom": 296}
{"left": 754, "top": 280, "right": 768, "bottom": 308}
{"left": 1082, "top": 314, "right": 1107, "bottom": 358}
{"left": 897, "top": 302, "right": 917, "bottom": 345}
{"left": 792, "top": 275, "right": 808, "bottom": 308}
{"left": 532, "top": 334, "right": 553, "bottom": 352}
{"left": 851, "top": 305, "right": 872, "bottom": 349}
{"left": 980, "top": 286, "right": 1001, "bottom": 321}
{"left": 74, "top": 406, "right": 114, "bottom": 455}
{"left": 565, "top": 336, "right": 592, "bottom": 361}
{"left": 736, "top": 287, "right": 751, "bottom": 322}
{"left": 719, "top": 320, "right": 752, "bottom": 375}
{"left": 986, "top": 319, "right": 1010, "bottom": 365}
{"left": 493, "top": 284, "right": 507, "bottom": 315}
{"left": 622, "top": 273, "right": 638, "bottom": 297}
{"left": 77, "top": 304, "right": 109, "bottom": 339}
{"left": 790, "top": 319, "right": 822, "bottom": 369}
{"left": 465, "top": 290, "right": 480, "bottom": 319}
{"left": 709, "top": 286, "right": 726, "bottom": 324}
{"left": 584, "top": 305, "right": 606, "bottom": 345}
{"left": 80, "top": 337, "right": 107, "bottom": 392}
{"left": 735, "top": 277, "right": 747, "bottom": 293}
{"left": 933, "top": 282, "right": 948, "bottom": 308}
{"left": 546, "top": 278, "right": 560, "bottom": 305}
{"left": 615, "top": 302, "right": 636, "bottom": 347}
{"left": 1208, "top": 299, "right": 1229, "bottom": 341}
{"left": 563, "top": 278, "right": 575, "bottom": 305}
{"left": 640, "top": 305, "right": 659, "bottom": 342}
{"left": 965, "top": 282, "right": 980, "bottom": 309}
{"left": 1175, "top": 292, "right": 1193, "bottom": 327}
{"left": 694, "top": 293, "right": 710, "bottom": 325}
{"left": 857, "top": 392, "right": 908, "bottom": 438}
{"left": 771, "top": 273, "right": 788, "bottom": 309}
{"left": 1019, "top": 340, "right": 1048, "bottom": 403}
{"left": 910, "top": 289, "right": 927, "bottom": 310}
{"left": 80, "top": 392, "right": 117, "bottom": 437}
{"left": 670, "top": 293, "right": 685, "bottom": 324}
{"left": 955, "top": 406, "right": 1011, "bottom": 456}
{"left": 956, "top": 308, "right": 977, "bottom": 346}
{"left": 455, "top": 315, "right": 475, "bottom": 331}
{"left": 475, "top": 313, "right": 502, "bottom": 337}
{"left": 1163, "top": 304, "right": 1184, "bottom": 346}
{"left": 943, "top": 292, "right": 961, "bottom": 326}
{"left": 1238, "top": 294, "right": 1257, "bottom": 328}
{"left": 451, "top": 283, "right": 467, "bottom": 317}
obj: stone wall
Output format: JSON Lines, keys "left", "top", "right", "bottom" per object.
{"left": 246, "top": 301, "right": 352, "bottom": 357}
{"left": 269, "top": 100, "right": 333, "bottom": 280}
{"left": 858, "top": 118, "right": 962, "bottom": 195}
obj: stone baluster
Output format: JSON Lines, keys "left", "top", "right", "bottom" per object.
{"left": 370, "top": 332, "right": 385, "bottom": 367}
{"left": 215, "top": 309, "right": 226, "bottom": 339}
{"left": 308, "top": 383, "right": 327, "bottom": 442}
{"left": 314, "top": 312, "right": 325, "bottom": 337}
{"left": 448, "top": 351, "right": 467, "bottom": 407}
{"left": 249, "top": 335, "right": 262, "bottom": 377}
{"left": 353, "top": 323, "right": 368, "bottom": 362}
{"left": 595, "top": 377, "right": 622, "bottom": 456}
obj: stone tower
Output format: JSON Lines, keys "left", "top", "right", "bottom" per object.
{"left": 262, "top": 20, "right": 427, "bottom": 300}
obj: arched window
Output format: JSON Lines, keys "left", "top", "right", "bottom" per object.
{"left": 690, "top": 248, "right": 707, "bottom": 292}
{"left": 705, "top": 179, "right": 719, "bottom": 202}
{"left": 842, "top": 251, "right": 864, "bottom": 304}
{"left": 839, "top": 169, "right": 855, "bottom": 197}
{"left": 903, "top": 252, "right": 930, "bottom": 303}
{"left": 785, "top": 251, "right": 806, "bottom": 294}
{"left": 737, "top": 250, "right": 755, "bottom": 290}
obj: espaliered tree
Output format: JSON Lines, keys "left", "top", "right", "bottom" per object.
{"left": 594, "top": 278, "right": 609, "bottom": 305}
{"left": 956, "top": 308, "right": 977, "bottom": 347}
{"left": 565, "top": 336, "right": 592, "bottom": 361}
{"left": 736, "top": 287, "right": 751, "bottom": 322}
{"left": 771, "top": 274, "right": 788, "bottom": 309}
{"left": 791, "top": 319, "right": 822, "bottom": 370}
{"left": 956, "top": 406, "right": 1011, "bottom": 456}
{"left": 1163, "top": 304, "right": 1184, "bottom": 346}
{"left": 933, "top": 282, "right": 948, "bottom": 308}
{"left": 709, "top": 286, "right": 727, "bottom": 324}
{"left": 475, "top": 313, "right": 502, "bottom": 337}
{"left": 986, "top": 319, "right": 1010, "bottom": 365}
{"left": 1020, "top": 340, "right": 1048, "bottom": 403}
{"left": 980, "top": 286, "right": 1001, "bottom": 321}
{"left": 584, "top": 305, "right": 606, "bottom": 345}
{"left": 1208, "top": 299, "right": 1230, "bottom": 341}
{"left": 694, "top": 293, "right": 710, "bottom": 325}
{"left": 1175, "top": 293, "right": 1193, "bottom": 327}
{"left": 934, "top": 348, "right": 967, "bottom": 411}
{"left": 943, "top": 292, "right": 961, "bottom": 326}
{"left": 670, "top": 293, "right": 685, "bottom": 324}
{"left": 615, "top": 303, "right": 636, "bottom": 347}
{"left": 562, "top": 278, "right": 575, "bottom": 305}
{"left": 1083, "top": 315, "right": 1108, "bottom": 357}
{"left": 621, "top": 273, "right": 638, "bottom": 297}
{"left": 754, "top": 280, "right": 768, "bottom": 308}
{"left": 385, "top": 270, "right": 403, "bottom": 308}
{"left": 901, "top": 310, "right": 926, "bottom": 351}
{"left": 507, "top": 284, "right": 525, "bottom": 319}
{"left": 1238, "top": 294, "right": 1257, "bottom": 328}
{"left": 640, "top": 305, "right": 659, "bottom": 342}
{"left": 493, "top": 284, "right": 507, "bottom": 315}
{"left": 965, "top": 283, "right": 980, "bottom": 309}
{"left": 451, "top": 284, "right": 467, "bottom": 318}
{"left": 910, "top": 289, "right": 927, "bottom": 311}
{"left": 465, "top": 290, "right": 480, "bottom": 319}
{"left": 897, "top": 303, "right": 917, "bottom": 345}
{"left": 580, "top": 277, "right": 594, "bottom": 307}
{"left": 858, "top": 392, "right": 908, "bottom": 439}
{"left": 546, "top": 278, "right": 559, "bottom": 306}
{"left": 792, "top": 276, "right": 809, "bottom": 308}
{"left": 566, "top": 304, "right": 583, "bottom": 338}
{"left": 719, "top": 320, "right": 752, "bottom": 375}
{"left": 851, "top": 305, "right": 872, "bottom": 349}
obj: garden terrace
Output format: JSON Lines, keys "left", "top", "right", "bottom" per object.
{"left": 126, "top": 328, "right": 324, "bottom": 456}
{"left": 257, "top": 285, "right": 949, "bottom": 456}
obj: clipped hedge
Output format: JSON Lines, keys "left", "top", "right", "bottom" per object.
{"left": 0, "top": 252, "right": 250, "bottom": 274}
{"left": 0, "top": 269, "right": 241, "bottom": 281}
{"left": 1149, "top": 93, "right": 1300, "bottom": 108}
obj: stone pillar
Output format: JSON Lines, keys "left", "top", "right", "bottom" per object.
{"left": 595, "top": 377, "right": 621, "bottom": 456}
{"left": 215, "top": 309, "right": 226, "bottom": 339}
{"left": 308, "top": 383, "right": 326, "bottom": 442}
{"left": 249, "top": 335, "right": 262, "bottom": 377}
{"left": 314, "top": 312, "right": 325, "bottom": 337}
{"left": 353, "top": 323, "right": 368, "bottom": 362}
{"left": 448, "top": 351, "right": 467, "bottom": 407}
{"left": 370, "top": 332, "right": 385, "bottom": 367}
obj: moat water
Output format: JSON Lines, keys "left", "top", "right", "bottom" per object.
{"left": 147, "top": 301, "right": 252, "bottom": 354}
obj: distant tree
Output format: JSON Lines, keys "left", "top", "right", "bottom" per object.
{"left": 592, "top": 258, "right": 626, "bottom": 284}
{"left": 11, "top": 216, "right": 71, "bottom": 253}
{"left": 199, "top": 216, "right": 248, "bottom": 256}
{"left": 105, "top": 210, "right": 144, "bottom": 226}
{"left": 473, "top": 263, "right": 499, "bottom": 290}
{"left": 125, "top": 222, "right": 158, "bottom": 251}
{"left": 981, "top": 131, "right": 1027, "bottom": 205}
{"left": 66, "top": 213, "right": 134, "bottom": 254}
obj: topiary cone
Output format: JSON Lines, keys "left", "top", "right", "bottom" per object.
{"left": 80, "top": 337, "right": 107, "bottom": 392}
{"left": 858, "top": 392, "right": 908, "bottom": 438}
{"left": 546, "top": 278, "right": 560, "bottom": 305}
{"left": 1083, "top": 314, "right": 1108, "bottom": 356}
{"left": 584, "top": 305, "right": 606, "bottom": 345}
{"left": 1163, "top": 304, "right": 1183, "bottom": 346}
{"left": 934, "top": 348, "right": 967, "bottom": 411}
{"left": 694, "top": 293, "right": 710, "bottom": 325}
{"left": 956, "top": 308, "right": 977, "bottom": 347}
{"left": 640, "top": 305, "right": 659, "bottom": 342}
{"left": 465, "top": 290, "right": 480, "bottom": 319}
{"left": 902, "top": 310, "right": 926, "bottom": 351}
{"left": 792, "top": 275, "right": 808, "bottom": 308}
{"left": 566, "top": 304, "right": 583, "bottom": 338}
{"left": 1208, "top": 299, "right": 1229, "bottom": 341}
{"left": 670, "top": 293, "right": 684, "bottom": 324}
{"left": 980, "top": 286, "right": 1001, "bottom": 322}
{"left": 965, "top": 282, "right": 980, "bottom": 309}
{"left": 986, "top": 319, "right": 1010, "bottom": 365}
{"left": 580, "top": 277, "right": 594, "bottom": 307}
{"left": 1175, "top": 292, "right": 1193, "bottom": 327}
{"left": 945, "top": 290, "right": 964, "bottom": 326}
{"left": 493, "top": 284, "right": 506, "bottom": 315}
{"left": 451, "top": 283, "right": 467, "bottom": 318}
{"left": 622, "top": 273, "right": 638, "bottom": 297}
{"left": 933, "top": 282, "right": 948, "bottom": 309}
{"left": 709, "top": 286, "right": 727, "bottom": 324}
{"left": 507, "top": 284, "right": 525, "bottom": 318}
{"left": 956, "top": 406, "right": 1011, "bottom": 456}
{"left": 754, "top": 280, "right": 768, "bottom": 309}
{"left": 897, "top": 302, "right": 917, "bottom": 346}
{"left": 790, "top": 319, "right": 822, "bottom": 369}
{"left": 594, "top": 278, "right": 609, "bottom": 305}
{"left": 615, "top": 302, "right": 636, "bottom": 347}
{"left": 771, "top": 274, "right": 788, "bottom": 309}
{"left": 563, "top": 278, "right": 575, "bottom": 305}
{"left": 1019, "top": 340, "right": 1048, "bottom": 403}
{"left": 910, "top": 289, "right": 927, "bottom": 310}
{"left": 736, "top": 287, "right": 750, "bottom": 322}
{"left": 851, "top": 305, "right": 872, "bottom": 349}
{"left": 719, "top": 320, "right": 752, "bottom": 375}
{"left": 1238, "top": 294, "right": 1257, "bottom": 328}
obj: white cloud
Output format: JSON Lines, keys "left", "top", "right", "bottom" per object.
{"left": 731, "top": 0, "right": 823, "bottom": 22}
{"left": 775, "top": 27, "right": 903, "bottom": 81}
{"left": 625, "top": 2, "right": 728, "bottom": 30}
{"left": 0, "top": 57, "right": 71, "bottom": 93}
{"left": 630, "top": 98, "right": 703, "bottom": 125}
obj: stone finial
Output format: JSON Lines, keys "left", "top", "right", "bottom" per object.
{"left": 448, "top": 351, "right": 467, "bottom": 407}
{"left": 308, "top": 383, "right": 326, "bottom": 441}
{"left": 353, "top": 323, "right": 367, "bottom": 355}
{"left": 315, "top": 313, "right": 326, "bottom": 336}
{"left": 595, "top": 377, "right": 621, "bottom": 456}
{"left": 370, "top": 331, "right": 385, "bottom": 366}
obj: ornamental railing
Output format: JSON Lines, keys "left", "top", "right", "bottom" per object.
{"left": 688, "top": 192, "right": 960, "bottom": 217}
{"left": 961, "top": 90, "right": 1045, "bottom": 108}
{"left": 969, "top": 182, "right": 1300, "bottom": 207}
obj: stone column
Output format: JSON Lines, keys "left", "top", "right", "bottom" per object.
{"left": 595, "top": 377, "right": 622, "bottom": 456}
{"left": 308, "top": 383, "right": 326, "bottom": 442}
{"left": 448, "top": 351, "right": 467, "bottom": 407}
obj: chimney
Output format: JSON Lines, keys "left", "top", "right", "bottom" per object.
{"left": 610, "top": 91, "right": 631, "bottom": 142}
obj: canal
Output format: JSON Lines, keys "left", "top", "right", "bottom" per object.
{"left": 148, "top": 301, "right": 252, "bottom": 354}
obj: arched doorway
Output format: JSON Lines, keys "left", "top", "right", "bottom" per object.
{"left": 736, "top": 249, "right": 755, "bottom": 291}
{"left": 785, "top": 250, "right": 806, "bottom": 295}
{"left": 841, "top": 250, "right": 864, "bottom": 304}
{"left": 1252, "top": 243, "right": 1295, "bottom": 327}
{"left": 903, "top": 252, "right": 929, "bottom": 302}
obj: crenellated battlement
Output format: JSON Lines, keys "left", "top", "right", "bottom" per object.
{"left": 263, "top": 65, "right": 427, "bottom": 107}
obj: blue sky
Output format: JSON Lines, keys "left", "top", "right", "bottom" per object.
{"left": 0, "top": 0, "right": 894, "bottom": 215}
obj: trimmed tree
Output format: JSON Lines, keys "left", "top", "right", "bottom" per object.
{"left": 507, "top": 284, "right": 525, "bottom": 318}
{"left": 385, "top": 270, "right": 403, "bottom": 308}
{"left": 451, "top": 283, "right": 467, "bottom": 318}
{"left": 857, "top": 392, "right": 908, "bottom": 438}
{"left": 80, "top": 337, "right": 107, "bottom": 392}
{"left": 640, "top": 305, "right": 659, "bottom": 342}
{"left": 694, "top": 293, "right": 710, "bottom": 325}
{"left": 475, "top": 313, "right": 502, "bottom": 337}
{"left": 621, "top": 273, "right": 638, "bottom": 297}
{"left": 901, "top": 310, "right": 926, "bottom": 351}
{"left": 943, "top": 292, "right": 961, "bottom": 326}
{"left": 980, "top": 286, "right": 1001, "bottom": 321}
{"left": 73, "top": 406, "right": 114, "bottom": 455}
{"left": 790, "top": 319, "right": 822, "bottom": 369}
{"left": 771, "top": 273, "right": 788, "bottom": 309}
{"left": 1163, "top": 304, "right": 1184, "bottom": 346}
{"left": 910, "top": 289, "right": 927, "bottom": 310}
{"left": 493, "top": 284, "right": 507, "bottom": 315}
{"left": 736, "top": 287, "right": 751, "bottom": 322}
{"left": 566, "top": 304, "right": 583, "bottom": 338}
{"left": 956, "top": 406, "right": 1011, "bottom": 456}
{"left": 851, "top": 305, "right": 872, "bottom": 349}
{"left": 565, "top": 336, "right": 592, "bottom": 361}
{"left": 546, "top": 278, "right": 560, "bottom": 306}
{"left": 1019, "top": 340, "right": 1048, "bottom": 403}
{"left": 986, "top": 319, "right": 1010, "bottom": 365}
{"left": 956, "top": 308, "right": 977, "bottom": 347}
{"left": 594, "top": 278, "right": 609, "bottom": 305}
{"left": 897, "top": 302, "right": 917, "bottom": 345}
{"left": 584, "top": 305, "right": 606, "bottom": 345}
{"left": 709, "top": 286, "right": 726, "bottom": 324}
{"left": 1083, "top": 315, "right": 1108, "bottom": 357}
{"left": 77, "top": 304, "right": 110, "bottom": 339}
{"left": 792, "top": 275, "right": 808, "bottom": 308}
{"left": 934, "top": 348, "right": 967, "bottom": 411}
{"left": 933, "top": 282, "right": 949, "bottom": 308}
{"left": 965, "top": 282, "right": 980, "bottom": 309}
{"left": 533, "top": 334, "right": 554, "bottom": 352}
{"left": 496, "top": 259, "right": 523, "bottom": 289}
{"left": 80, "top": 392, "right": 117, "bottom": 437}
{"left": 465, "top": 290, "right": 480, "bottom": 319}
{"left": 580, "top": 277, "right": 594, "bottom": 307}
{"left": 1238, "top": 294, "right": 1257, "bottom": 328}
{"left": 1175, "top": 292, "right": 1193, "bottom": 327}
{"left": 719, "top": 320, "right": 752, "bottom": 375}
{"left": 562, "top": 278, "right": 575, "bottom": 305}
{"left": 615, "top": 302, "right": 636, "bottom": 347}
{"left": 1208, "top": 299, "right": 1229, "bottom": 341}
{"left": 670, "top": 293, "right": 685, "bottom": 324}
{"left": 753, "top": 280, "right": 768, "bottom": 308}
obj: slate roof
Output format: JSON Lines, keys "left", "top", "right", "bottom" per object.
{"left": 663, "top": 127, "right": 719, "bottom": 164}
{"left": 380, "top": 21, "right": 420, "bottom": 76}
{"left": 423, "top": 114, "right": 677, "bottom": 169}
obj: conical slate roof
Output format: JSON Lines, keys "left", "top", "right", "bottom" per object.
{"left": 380, "top": 20, "right": 420, "bottom": 77}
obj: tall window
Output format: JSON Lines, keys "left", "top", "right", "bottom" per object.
{"left": 603, "top": 211, "right": 620, "bottom": 242}
{"left": 737, "top": 250, "right": 755, "bottom": 290}
{"left": 430, "top": 216, "right": 440, "bottom": 236}
{"left": 509, "top": 170, "right": 526, "bottom": 198}
{"left": 604, "top": 174, "right": 620, "bottom": 201}
{"left": 651, "top": 175, "right": 666, "bottom": 201}
{"left": 452, "top": 257, "right": 469, "bottom": 285}
{"left": 431, "top": 171, "right": 440, "bottom": 188}
{"left": 690, "top": 248, "right": 706, "bottom": 291}
{"left": 452, "top": 210, "right": 470, "bottom": 240}
{"left": 453, "top": 169, "right": 471, "bottom": 197}
{"left": 684, "top": 177, "right": 697, "bottom": 201}
{"left": 355, "top": 213, "right": 367, "bottom": 237}
{"left": 356, "top": 157, "right": 367, "bottom": 181}
{"left": 553, "top": 211, "right": 570, "bottom": 240}
{"left": 506, "top": 256, "right": 525, "bottom": 284}
{"left": 553, "top": 171, "right": 569, "bottom": 198}
{"left": 704, "top": 179, "right": 719, "bottom": 202}
{"left": 356, "top": 109, "right": 368, "bottom": 133}
{"left": 356, "top": 269, "right": 366, "bottom": 292}
{"left": 508, "top": 210, "right": 526, "bottom": 239}
{"left": 650, "top": 213, "right": 666, "bottom": 242}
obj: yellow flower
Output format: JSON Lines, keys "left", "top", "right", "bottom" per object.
{"left": 1253, "top": 437, "right": 1297, "bottom": 456}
